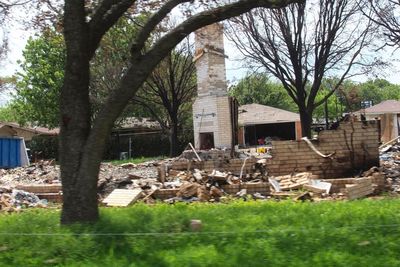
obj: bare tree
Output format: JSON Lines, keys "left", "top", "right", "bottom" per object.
{"left": 134, "top": 42, "right": 196, "bottom": 157}
{"left": 364, "top": 0, "right": 400, "bottom": 47}
{"left": 228, "top": 0, "right": 376, "bottom": 137}
{"left": 60, "top": 0, "right": 300, "bottom": 224}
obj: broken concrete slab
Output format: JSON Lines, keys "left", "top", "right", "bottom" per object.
{"left": 102, "top": 189, "right": 143, "bottom": 207}
{"left": 305, "top": 180, "right": 332, "bottom": 194}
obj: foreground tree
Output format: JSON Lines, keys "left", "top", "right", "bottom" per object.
{"left": 228, "top": 0, "right": 376, "bottom": 137}
{"left": 60, "top": 0, "right": 300, "bottom": 224}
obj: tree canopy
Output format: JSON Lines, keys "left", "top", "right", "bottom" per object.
{"left": 229, "top": 73, "right": 297, "bottom": 112}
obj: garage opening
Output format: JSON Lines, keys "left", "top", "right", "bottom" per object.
{"left": 244, "top": 122, "right": 296, "bottom": 146}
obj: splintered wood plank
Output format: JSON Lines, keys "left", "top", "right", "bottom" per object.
{"left": 102, "top": 189, "right": 143, "bottom": 207}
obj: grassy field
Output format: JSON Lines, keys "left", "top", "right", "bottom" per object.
{"left": 0, "top": 199, "right": 399, "bottom": 266}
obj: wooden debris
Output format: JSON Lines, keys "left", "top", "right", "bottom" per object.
{"left": 157, "top": 164, "right": 166, "bottom": 183}
{"left": 210, "top": 186, "right": 224, "bottom": 198}
{"left": 197, "top": 186, "right": 210, "bottom": 202}
{"left": 153, "top": 188, "right": 180, "bottom": 200}
{"left": 176, "top": 182, "right": 201, "bottom": 198}
{"left": 102, "top": 189, "right": 143, "bottom": 207}
{"left": 274, "top": 172, "right": 312, "bottom": 191}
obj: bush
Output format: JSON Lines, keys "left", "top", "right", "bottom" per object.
{"left": 27, "top": 135, "right": 58, "bottom": 160}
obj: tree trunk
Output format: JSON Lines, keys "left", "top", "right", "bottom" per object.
{"left": 169, "top": 120, "right": 179, "bottom": 157}
{"left": 299, "top": 107, "right": 313, "bottom": 138}
{"left": 60, "top": 2, "right": 98, "bottom": 224}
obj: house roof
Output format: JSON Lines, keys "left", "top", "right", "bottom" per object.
{"left": 238, "top": 103, "right": 300, "bottom": 126}
{"left": 358, "top": 100, "right": 400, "bottom": 114}
{"left": 0, "top": 122, "right": 59, "bottom": 136}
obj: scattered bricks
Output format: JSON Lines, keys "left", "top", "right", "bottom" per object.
{"left": 171, "top": 160, "right": 189, "bottom": 170}
{"left": 243, "top": 182, "right": 270, "bottom": 195}
{"left": 321, "top": 178, "right": 359, "bottom": 193}
{"left": 15, "top": 184, "right": 62, "bottom": 194}
{"left": 371, "top": 173, "right": 386, "bottom": 191}
{"left": 221, "top": 184, "right": 241, "bottom": 194}
{"left": 153, "top": 188, "right": 180, "bottom": 200}
{"left": 345, "top": 178, "right": 373, "bottom": 200}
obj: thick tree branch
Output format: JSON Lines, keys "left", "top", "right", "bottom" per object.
{"left": 130, "top": 0, "right": 191, "bottom": 57}
{"left": 88, "top": 0, "right": 136, "bottom": 58}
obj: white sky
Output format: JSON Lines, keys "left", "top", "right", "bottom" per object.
{"left": 2, "top": 8, "right": 400, "bottom": 105}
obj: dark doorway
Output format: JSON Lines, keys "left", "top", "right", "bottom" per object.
{"left": 199, "top": 132, "right": 214, "bottom": 150}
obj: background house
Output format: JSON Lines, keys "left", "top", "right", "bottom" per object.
{"left": 238, "top": 103, "right": 302, "bottom": 146}
{"left": 356, "top": 100, "right": 400, "bottom": 143}
{"left": 108, "top": 117, "right": 167, "bottom": 159}
{"left": 0, "top": 122, "right": 58, "bottom": 141}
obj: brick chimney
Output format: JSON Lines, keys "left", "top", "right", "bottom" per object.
{"left": 192, "top": 23, "right": 233, "bottom": 149}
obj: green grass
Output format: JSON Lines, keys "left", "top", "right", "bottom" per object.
{"left": 105, "top": 156, "right": 166, "bottom": 165}
{"left": 0, "top": 199, "right": 400, "bottom": 266}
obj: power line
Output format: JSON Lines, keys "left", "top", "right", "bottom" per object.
{"left": 0, "top": 224, "right": 398, "bottom": 237}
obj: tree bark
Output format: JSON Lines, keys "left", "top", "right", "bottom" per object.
{"left": 299, "top": 107, "right": 313, "bottom": 138}
{"left": 60, "top": 1, "right": 95, "bottom": 223}
{"left": 169, "top": 119, "right": 179, "bottom": 157}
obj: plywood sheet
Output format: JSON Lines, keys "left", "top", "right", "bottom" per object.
{"left": 102, "top": 189, "right": 143, "bottom": 207}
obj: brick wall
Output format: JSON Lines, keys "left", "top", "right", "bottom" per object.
{"left": 266, "top": 121, "right": 380, "bottom": 178}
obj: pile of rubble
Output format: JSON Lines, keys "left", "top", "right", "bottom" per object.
{"left": 102, "top": 154, "right": 387, "bottom": 206}
{"left": 0, "top": 160, "right": 159, "bottom": 211}
{"left": 1, "top": 142, "right": 399, "bottom": 210}
{"left": 380, "top": 139, "right": 400, "bottom": 193}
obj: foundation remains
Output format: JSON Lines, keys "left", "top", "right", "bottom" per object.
{"left": 265, "top": 121, "right": 379, "bottom": 178}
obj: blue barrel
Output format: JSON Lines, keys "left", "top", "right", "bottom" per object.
{"left": 0, "top": 138, "right": 22, "bottom": 168}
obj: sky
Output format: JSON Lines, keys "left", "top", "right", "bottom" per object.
{"left": 2, "top": 7, "right": 400, "bottom": 106}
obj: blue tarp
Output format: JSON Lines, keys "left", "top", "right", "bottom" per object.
{"left": 0, "top": 137, "right": 29, "bottom": 168}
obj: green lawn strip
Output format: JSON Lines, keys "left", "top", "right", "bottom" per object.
{"left": 0, "top": 200, "right": 399, "bottom": 266}
{"left": 105, "top": 156, "right": 166, "bottom": 165}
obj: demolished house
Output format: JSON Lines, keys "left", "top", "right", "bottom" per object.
{"left": 0, "top": 23, "right": 389, "bottom": 210}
